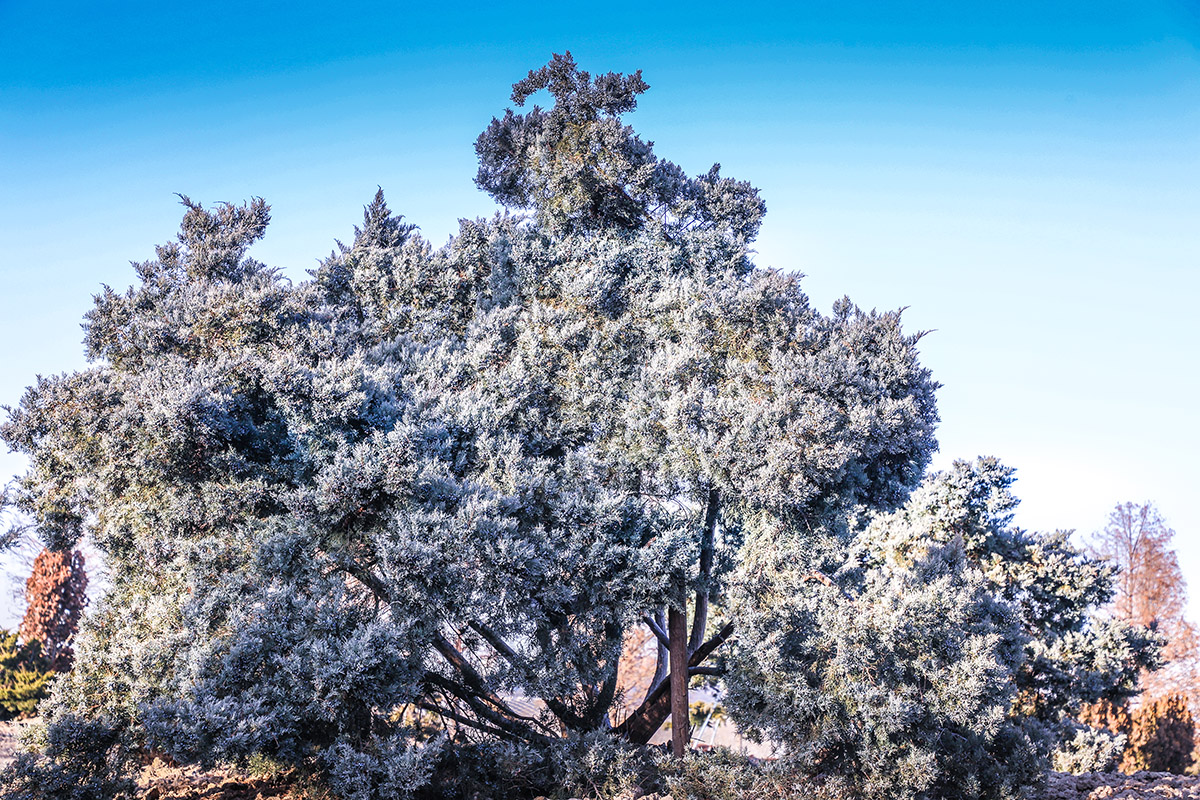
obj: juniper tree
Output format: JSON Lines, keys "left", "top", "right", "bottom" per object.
{"left": 0, "top": 54, "right": 940, "bottom": 797}
{"left": 726, "top": 458, "right": 1160, "bottom": 800}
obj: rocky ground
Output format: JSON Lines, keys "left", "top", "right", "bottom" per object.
{"left": 3, "top": 720, "right": 1199, "bottom": 800}
{"left": 1043, "top": 772, "right": 1200, "bottom": 800}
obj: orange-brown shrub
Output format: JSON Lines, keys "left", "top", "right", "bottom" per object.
{"left": 18, "top": 548, "right": 87, "bottom": 672}
{"left": 1079, "top": 694, "right": 1196, "bottom": 774}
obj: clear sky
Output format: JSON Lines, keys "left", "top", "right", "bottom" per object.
{"left": 1, "top": 0, "right": 1198, "bottom": 626}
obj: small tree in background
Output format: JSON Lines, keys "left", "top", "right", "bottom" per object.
{"left": 1089, "top": 502, "right": 1199, "bottom": 738}
{"left": 19, "top": 549, "right": 87, "bottom": 672}
{"left": 0, "top": 629, "right": 53, "bottom": 720}
{"left": 1090, "top": 502, "right": 1194, "bottom": 658}
{"left": 727, "top": 458, "right": 1160, "bottom": 800}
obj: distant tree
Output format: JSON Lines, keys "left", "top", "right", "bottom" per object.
{"left": 19, "top": 549, "right": 87, "bottom": 672}
{"left": 1091, "top": 503, "right": 1190, "bottom": 641}
{"left": 1080, "top": 694, "right": 1196, "bottom": 774}
{"left": 1090, "top": 503, "right": 1197, "bottom": 707}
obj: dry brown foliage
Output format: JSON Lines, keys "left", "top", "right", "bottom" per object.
{"left": 18, "top": 548, "right": 87, "bottom": 672}
{"left": 1080, "top": 695, "right": 1196, "bottom": 774}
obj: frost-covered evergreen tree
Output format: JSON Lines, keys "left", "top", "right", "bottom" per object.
{"left": 726, "top": 458, "right": 1159, "bottom": 800}
{"left": 0, "top": 54, "right": 939, "bottom": 797}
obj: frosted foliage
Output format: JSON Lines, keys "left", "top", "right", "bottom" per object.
{"left": 1052, "top": 726, "right": 1126, "bottom": 774}
{"left": 0, "top": 55, "right": 939, "bottom": 797}
{"left": 726, "top": 458, "right": 1159, "bottom": 800}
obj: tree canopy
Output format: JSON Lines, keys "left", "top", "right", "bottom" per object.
{"left": 727, "top": 457, "right": 1159, "bottom": 799}
{"left": 0, "top": 54, "right": 1158, "bottom": 800}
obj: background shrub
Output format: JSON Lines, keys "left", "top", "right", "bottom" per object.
{"left": 1052, "top": 725, "right": 1126, "bottom": 774}
{"left": 1078, "top": 694, "right": 1196, "bottom": 774}
{"left": 0, "top": 630, "right": 53, "bottom": 720}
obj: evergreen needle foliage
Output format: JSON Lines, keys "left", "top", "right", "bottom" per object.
{"left": 725, "top": 458, "right": 1160, "bottom": 800}
{"left": 0, "top": 630, "right": 54, "bottom": 720}
{"left": 0, "top": 55, "right": 1155, "bottom": 800}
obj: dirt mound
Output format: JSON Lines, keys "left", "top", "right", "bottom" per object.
{"left": 1043, "top": 771, "right": 1200, "bottom": 800}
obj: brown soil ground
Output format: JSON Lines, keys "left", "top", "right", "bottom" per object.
{"left": 135, "top": 759, "right": 318, "bottom": 800}
{"left": 128, "top": 770, "right": 1200, "bottom": 800}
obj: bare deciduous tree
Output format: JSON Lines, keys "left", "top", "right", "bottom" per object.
{"left": 1090, "top": 502, "right": 1197, "bottom": 706}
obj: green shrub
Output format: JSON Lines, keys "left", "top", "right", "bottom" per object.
{"left": 656, "top": 749, "right": 843, "bottom": 800}
{"left": 0, "top": 715, "right": 137, "bottom": 800}
{"left": 1052, "top": 725, "right": 1126, "bottom": 774}
{"left": 0, "top": 629, "right": 53, "bottom": 720}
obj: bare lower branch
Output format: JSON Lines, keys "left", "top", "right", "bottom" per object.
{"left": 689, "top": 666, "right": 723, "bottom": 677}
{"left": 690, "top": 488, "right": 720, "bottom": 652}
{"left": 616, "top": 620, "right": 735, "bottom": 743}
{"left": 467, "top": 619, "right": 587, "bottom": 731}
{"left": 423, "top": 670, "right": 552, "bottom": 744}
{"left": 646, "top": 608, "right": 668, "bottom": 706}
{"left": 414, "top": 698, "right": 510, "bottom": 740}
{"left": 642, "top": 614, "right": 669, "bottom": 648}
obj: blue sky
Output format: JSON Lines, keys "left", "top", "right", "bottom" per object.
{"left": 1, "top": 0, "right": 1198, "bottom": 625}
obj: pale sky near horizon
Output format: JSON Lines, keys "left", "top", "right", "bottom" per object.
{"left": 1, "top": 0, "right": 1198, "bottom": 627}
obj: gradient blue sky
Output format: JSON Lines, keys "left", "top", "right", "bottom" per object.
{"left": 2, "top": 0, "right": 1198, "bottom": 625}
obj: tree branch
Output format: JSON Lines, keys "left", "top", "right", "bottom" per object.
{"left": 800, "top": 570, "right": 852, "bottom": 601}
{"left": 422, "top": 670, "right": 552, "bottom": 744}
{"left": 646, "top": 608, "right": 668, "bottom": 706}
{"left": 468, "top": 620, "right": 519, "bottom": 662}
{"left": 587, "top": 620, "right": 622, "bottom": 729}
{"left": 414, "top": 698, "right": 511, "bottom": 740}
{"left": 690, "top": 488, "right": 720, "bottom": 652}
{"left": 429, "top": 633, "right": 551, "bottom": 731}
{"left": 642, "top": 614, "right": 669, "bottom": 648}
{"left": 467, "top": 619, "right": 588, "bottom": 732}
{"left": 689, "top": 666, "right": 723, "bottom": 677}
{"left": 332, "top": 555, "right": 390, "bottom": 602}
{"left": 691, "top": 621, "right": 735, "bottom": 665}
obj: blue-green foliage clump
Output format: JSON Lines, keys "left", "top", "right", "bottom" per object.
{"left": 726, "top": 458, "right": 1159, "bottom": 800}
{"left": 0, "top": 54, "right": 1151, "bottom": 800}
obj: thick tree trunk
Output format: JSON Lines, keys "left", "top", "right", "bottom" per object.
{"left": 618, "top": 490, "right": 729, "bottom": 751}
{"left": 668, "top": 598, "right": 690, "bottom": 757}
